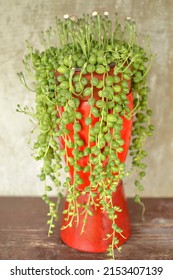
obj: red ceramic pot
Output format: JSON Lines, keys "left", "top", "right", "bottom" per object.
{"left": 60, "top": 181, "right": 130, "bottom": 253}
{"left": 58, "top": 68, "right": 133, "bottom": 253}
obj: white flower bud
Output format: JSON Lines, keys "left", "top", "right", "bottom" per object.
{"left": 64, "top": 14, "right": 69, "bottom": 19}
{"left": 92, "top": 11, "right": 98, "bottom": 16}
{"left": 104, "top": 11, "right": 109, "bottom": 16}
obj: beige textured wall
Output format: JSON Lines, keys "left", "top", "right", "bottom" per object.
{"left": 0, "top": 0, "right": 173, "bottom": 197}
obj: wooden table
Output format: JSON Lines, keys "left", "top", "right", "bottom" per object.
{"left": 0, "top": 197, "right": 173, "bottom": 260}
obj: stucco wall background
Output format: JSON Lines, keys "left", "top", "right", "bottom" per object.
{"left": 0, "top": 0, "right": 173, "bottom": 197}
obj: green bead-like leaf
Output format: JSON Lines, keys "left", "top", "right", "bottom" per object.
{"left": 85, "top": 117, "right": 92, "bottom": 125}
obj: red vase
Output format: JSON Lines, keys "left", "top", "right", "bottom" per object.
{"left": 58, "top": 68, "right": 133, "bottom": 253}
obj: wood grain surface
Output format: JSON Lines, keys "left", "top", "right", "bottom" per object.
{"left": 0, "top": 197, "right": 173, "bottom": 260}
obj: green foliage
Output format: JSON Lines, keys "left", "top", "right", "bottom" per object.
{"left": 17, "top": 12, "right": 154, "bottom": 259}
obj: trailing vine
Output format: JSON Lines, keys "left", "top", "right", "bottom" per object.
{"left": 17, "top": 12, "right": 154, "bottom": 259}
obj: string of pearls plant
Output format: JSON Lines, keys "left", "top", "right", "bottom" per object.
{"left": 17, "top": 12, "right": 154, "bottom": 259}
